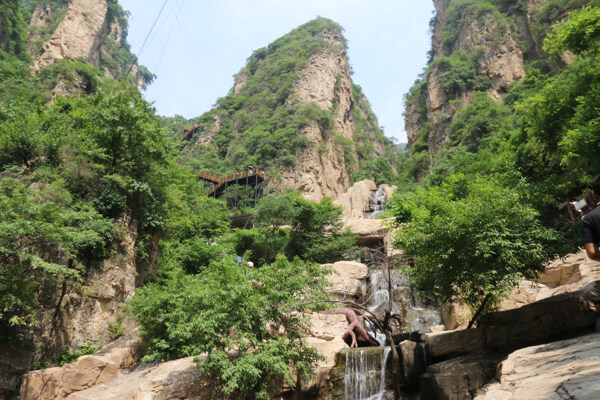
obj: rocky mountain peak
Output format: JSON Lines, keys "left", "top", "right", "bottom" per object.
{"left": 180, "top": 17, "right": 398, "bottom": 202}
{"left": 25, "top": 0, "right": 151, "bottom": 91}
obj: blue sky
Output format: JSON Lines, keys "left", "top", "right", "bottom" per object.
{"left": 119, "top": 0, "right": 435, "bottom": 143}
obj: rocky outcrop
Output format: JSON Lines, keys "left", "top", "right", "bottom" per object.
{"left": 32, "top": 0, "right": 110, "bottom": 73}
{"left": 62, "top": 357, "right": 211, "bottom": 400}
{"left": 276, "top": 30, "right": 355, "bottom": 202}
{"left": 27, "top": 0, "right": 148, "bottom": 91}
{"left": 323, "top": 260, "right": 369, "bottom": 301}
{"left": 407, "top": 0, "right": 527, "bottom": 155}
{"left": 335, "top": 179, "right": 397, "bottom": 219}
{"left": 335, "top": 179, "right": 377, "bottom": 218}
{"left": 442, "top": 251, "right": 597, "bottom": 330}
{"left": 427, "top": 292, "right": 599, "bottom": 361}
{"left": 419, "top": 252, "right": 600, "bottom": 399}
{"left": 274, "top": 29, "right": 391, "bottom": 202}
{"left": 344, "top": 218, "right": 390, "bottom": 246}
{"left": 405, "top": 0, "right": 580, "bottom": 159}
{"left": 475, "top": 332, "right": 600, "bottom": 400}
{"left": 422, "top": 353, "right": 505, "bottom": 400}
{"left": 20, "top": 328, "right": 139, "bottom": 400}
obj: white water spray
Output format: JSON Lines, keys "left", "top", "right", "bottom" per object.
{"left": 344, "top": 347, "right": 391, "bottom": 400}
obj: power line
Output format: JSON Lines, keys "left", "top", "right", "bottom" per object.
{"left": 177, "top": 6, "right": 203, "bottom": 67}
{"left": 155, "top": 0, "right": 185, "bottom": 72}
{"left": 123, "top": 0, "right": 169, "bottom": 82}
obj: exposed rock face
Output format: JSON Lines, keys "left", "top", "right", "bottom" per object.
{"left": 405, "top": 0, "right": 575, "bottom": 158}
{"left": 274, "top": 30, "right": 390, "bottom": 202}
{"left": 427, "top": 293, "right": 599, "bottom": 361}
{"left": 475, "top": 332, "right": 600, "bottom": 400}
{"left": 335, "top": 179, "right": 377, "bottom": 218}
{"left": 1, "top": 214, "right": 156, "bottom": 396}
{"left": 408, "top": 0, "right": 526, "bottom": 155}
{"left": 63, "top": 357, "right": 212, "bottom": 400}
{"left": 20, "top": 329, "right": 139, "bottom": 400}
{"left": 276, "top": 30, "right": 354, "bottom": 202}
{"left": 32, "top": 0, "right": 110, "bottom": 72}
{"left": 309, "top": 314, "right": 349, "bottom": 340}
{"left": 421, "top": 353, "right": 506, "bottom": 400}
{"left": 335, "top": 179, "right": 397, "bottom": 219}
{"left": 442, "top": 251, "right": 598, "bottom": 330}
{"left": 28, "top": 0, "right": 148, "bottom": 91}
{"left": 344, "top": 218, "right": 390, "bottom": 246}
{"left": 421, "top": 252, "right": 600, "bottom": 399}
{"left": 323, "top": 260, "right": 369, "bottom": 301}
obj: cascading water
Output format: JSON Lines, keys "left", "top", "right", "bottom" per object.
{"left": 367, "top": 269, "right": 442, "bottom": 335}
{"left": 364, "top": 188, "right": 387, "bottom": 219}
{"left": 344, "top": 347, "right": 391, "bottom": 400}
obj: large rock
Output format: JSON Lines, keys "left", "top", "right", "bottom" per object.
{"left": 20, "top": 355, "right": 119, "bottom": 400}
{"left": 421, "top": 353, "right": 505, "bottom": 400}
{"left": 64, "top": 357, "right": 213, "bottom": 400}
{"left": 427, "top": 293, "right": 599, "bottom": 361}
{"left": 343, "top": 218, "right": 390, "bottom": 245}
{"left": 398, "top": 340, "right": 426, "bottom": 390}
{"left": 324, "top": 261, "right": 369, "bottom": 299}
{"left": 309, "top": 314, "right": 349, "bottom": 340}
{"left": 475, "top": 332, "right": 600, "bottom": 400}
{"left": 303, "top": 336, "right": 349, "bottom": 395}
{"left": 334, "top": 179, "right": 377, "bottom": 218}
{"left": 20, "top": 328, "right": 140, "bottom": 400}
{"left": 443, "top": 251, "right": 599, "bottom": 330}
{"left": 326, "top": 261, "right": 369, "bottom": 280}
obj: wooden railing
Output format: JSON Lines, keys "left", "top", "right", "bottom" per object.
{"left": 196, "top": 169, "right": 266, "bottom": 196}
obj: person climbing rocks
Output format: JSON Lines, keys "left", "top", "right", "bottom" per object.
{"left": 582, "top": 175, "right": 600, "bottom": 261}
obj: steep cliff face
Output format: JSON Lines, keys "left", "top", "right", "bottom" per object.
{"left": 31, "top": 0, "right": 109, "bottom": 72}
{"left": 180, "top": 18, "right": 398, "bottom": 202}
{"left": 25, "top": 0, "right": 151, "bottom": 90}
{"left": 405, "top": 0, "right": 580, "bottom": 159}
{"left": 277, "top": 29, "right": 356, "bottom": 201}
{"left": 0, "top": 212, "right": 158, "bottom": 396}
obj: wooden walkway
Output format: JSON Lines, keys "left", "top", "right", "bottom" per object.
{"left": 197, "top": 169, "right": 266, "bottom": 198}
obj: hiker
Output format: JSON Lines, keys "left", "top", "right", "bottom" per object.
{"left": 582, "top": 175, "right": 600, "bottom": 261}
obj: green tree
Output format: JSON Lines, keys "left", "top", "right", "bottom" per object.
{"left": 129, "top": 255, "right": 331, "bottom": 400}
{"left": 0, "top": 0, "right": 30, "bottom": 61}
{"left": 392, "top": 174, "right": 569, "bottom": 326}
{"left": 254, "top": 191, "right": 357, "bottom": 263}
{"left": 544, "top": 6, "right": 600, "bottom": 56}
{"left": 0, "top": 177, "right": 113, "bottom": 331}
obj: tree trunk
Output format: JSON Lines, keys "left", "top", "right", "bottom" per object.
{"left": 467, "top": 292, "right": 492, "bottom": 329}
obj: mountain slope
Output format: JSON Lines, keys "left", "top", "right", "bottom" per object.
{"left": 178, "top": 17, "right": 399, "bottom": 201}
{"left": 403, "top": 0, "right": 599, "bottom": 180}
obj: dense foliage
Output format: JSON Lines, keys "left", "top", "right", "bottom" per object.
{"left": 130, "top": 256, "right": 330, "bottom": 399}
{"left": 393, "top": 4, "right": 600, "bottom": 324}
{"left": 401, "top": 3, "right": 600, "bottom": 216}
{"left": 0, "top": 2, "right": 164, "bottom": 345}
{"left": 0, "top": 84, "right": 175, "bottom": 336}
{"left": 0, "top": 0, "right": 30, "bottom": 61}
{"left": 392, "top": 175, "right": 571, "bottom": 320}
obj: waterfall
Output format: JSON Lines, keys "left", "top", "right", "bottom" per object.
{"left": 344, "top": 347, "right": 391, "bottom": 400}
{"left": 364, "top": 188, "right": 387, "bottom": 219}
{"left": 367, "top": 269, "right": 442, "bottom": 334}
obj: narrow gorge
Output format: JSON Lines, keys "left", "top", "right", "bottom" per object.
{"left": 1, "top": 0, "right": 600, "bottom": 399}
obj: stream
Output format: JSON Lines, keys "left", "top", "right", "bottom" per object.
{"left": 340, "top": 186, "right": 442, "bottom": 399}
